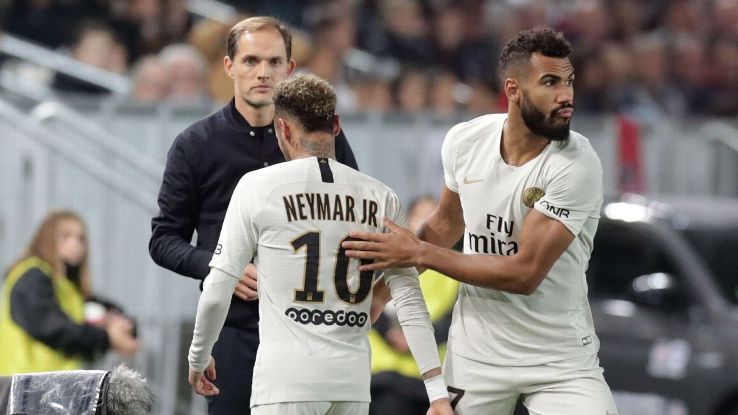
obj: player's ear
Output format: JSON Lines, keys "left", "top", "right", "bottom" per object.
{"left": 276, "top": 118, "right": 287, "bottom": 138}
{"left": 332, "top": 114, "right": 341, "bottom": 137}
{"left": 287, "top": 59, "right": 296, "bottom": 76}
{"left": 505, "top": 78, "right": 520, "bottom": 103}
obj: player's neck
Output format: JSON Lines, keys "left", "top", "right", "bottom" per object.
{"left": 501, "top": 117, "right": 550, "bottom": 166}
{"left": 235, "top": 96, "right": 275, "bottom": 127}
{"left": 292, "top": 133, "right": 336, "bottom": 160}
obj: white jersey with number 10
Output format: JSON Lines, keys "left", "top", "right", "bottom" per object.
{"left": 209, "top": 156, "right": 415, "bottom": 407}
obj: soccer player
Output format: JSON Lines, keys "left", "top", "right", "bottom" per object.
{"left": 187, "top": 74, "right": 453, "bottom": 415}
{"left": 342, "top": 28, "right": 619, "bottom": 415}
{"left": 149, "top": 17, "right": 358, "bottom": 414}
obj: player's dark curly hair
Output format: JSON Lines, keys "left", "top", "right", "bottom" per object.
{"left": 273, "top": 74, "right": 336, "bottom": 134}
{"left": 499, "top": 27, "right": 572, "bottom": 77}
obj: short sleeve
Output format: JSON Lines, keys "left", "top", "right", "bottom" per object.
{"left": 383, "top": 190, "right": 421, "bottom": 286}
{"left": 384, "top": 190, "right": 408, "bottom": 229}
{"left": 208, "top": 175, "right": 258, "bottom": 278}
{"left": 441, "top": 127, "right": 459, "bottom": 193}
{"left": 534, "top": 151, "right": 603, "bottom": 236}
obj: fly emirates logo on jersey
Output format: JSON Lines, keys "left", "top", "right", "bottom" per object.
{"left": 467, "top": 214, "right": 518, "bottom": 256}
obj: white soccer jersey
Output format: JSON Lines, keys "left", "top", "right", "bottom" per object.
{"left": 209, "top": 157, "right": 414, "bottom": 406}
{"left": 441, "top": 114, "right": 603, "bottom": 366}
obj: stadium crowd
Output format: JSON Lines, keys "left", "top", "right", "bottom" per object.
{"left": 1, "top": 0, "right": 737, "bottom": 118}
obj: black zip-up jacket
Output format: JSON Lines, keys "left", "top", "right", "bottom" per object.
{"left": 149, "top": 99, "right": 358, "bottom": 330}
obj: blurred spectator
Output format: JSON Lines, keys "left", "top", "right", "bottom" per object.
{"left": 2, "top": 0, "right": 737, "bottom": 116}
{"left": 188, "top": 16, "right": 243, "bottom": 103}
{"left": 669, "top": 34, "right": 710, "bottom": 113}
{"left": 305, "top": 0, "right": 358, "bottom": 112}
{"left": 1, "top": 0, "right": 71, "bottom": 48}
{"left": 363, "top": 0, "right": 435, "bottom": 66}
{"left": 393, "top": 68, "right": 429, "bottom": 113}
{"left": 369, "top": 196, "right": 459, "bottom": 415}
{"left": 130, "top": 54, "right": 170, "bottom": 102}
{"left": 0, "top": 210, "right": 138, "bottom": 375}
{"left": 465, "top": 78, "right": 501, "bottom": 116}
{"left": 712, "top": 0, "right": 738, "bottom": 42}
{"left": 158, "top": 43, "right": 208, "bottom": 103}
{"left": 430, "top": 71, "right": 463, "bottom": 117}
{"left": 432, "top": 4, "right": 496, "bottom": 83}
{"left": 629, "top": 34, "right": 687, "bottom": 119}
{"left": 353, "top": 76, "right": 393, "bottom": 113}
{"left": 659, "top": 0, "right": 705, "bottom": 39}
{"left": 705, "top": 39, "right": 738, "bottom": 116}
{"left": 53, "top": 20, "right": 129, "bottom": 94}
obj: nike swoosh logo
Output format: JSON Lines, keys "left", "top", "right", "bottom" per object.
{"left": 463, "top": 177, "right": 484, "bottom": 184}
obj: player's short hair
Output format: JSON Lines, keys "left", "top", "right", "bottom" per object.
{"left": 273, "top": 74, "right": 336, "bottom": 134}
{"left": 499, "top": 27, "right": 572, "bottom": 77}
{"left": 226, "top": 16, "right": 292, "bottom": 60}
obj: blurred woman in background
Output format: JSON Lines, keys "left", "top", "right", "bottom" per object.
{"left": 0, "top": 210, "right": 138, "bottom": 375}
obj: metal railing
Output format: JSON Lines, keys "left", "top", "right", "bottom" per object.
{"left": 700, "top": 121, "right": 738, "bottom": 196}
{"left": 0, "top": 33, "right": 131, "bottom": 95}
{"left": 0, "top": 98, "right": 154, "bottom": 209}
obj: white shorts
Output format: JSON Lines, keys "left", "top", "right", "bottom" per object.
{"left": 443, "top": 351, "right": 618, "bottom": 415}
{"left": 251, "top": 402, "right": 369, "bottom": 415}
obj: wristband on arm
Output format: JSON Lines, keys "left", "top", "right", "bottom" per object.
{"left": 424, "top": 374, "right": 449, "bottom": 403}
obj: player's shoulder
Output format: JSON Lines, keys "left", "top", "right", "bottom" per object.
{"left": 550, "top": 130, "right": 602, "bottom": 171}
{"left": 332, "top": 159, "right": 398, "bottom": 197}
{"left": 443, "top": 113, "right": 506, "bottom": 154}
{"left": 241, "top": 159, "right": 300, "bottom": 185}
{"left": 447, "top": 113, "right": 506, "bottom": 140}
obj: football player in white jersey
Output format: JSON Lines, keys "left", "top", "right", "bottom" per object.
{"left": 187, "top": 74, "right": 453, "bottom": 415}
{"left": 343, "top": 28, "right": 618, "bottom": 415}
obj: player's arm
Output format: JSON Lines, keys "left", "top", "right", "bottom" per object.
{"left": 150, "top": 135, "right": 212, "bottom": 279}
{"left": 369, "top": 185, "right": 464, "bottom": 310}
{"left": 187, "top": 267, "right": 239, "bottom": 396}
{"left": 384, "top": 268, "right": 450, "bottom": 406}
{"left": 421, "top": 209, "right": 571, "bottom": 294}
{"left": 188, "top": 177, "right": 257, "bottom": 395}
{"left": 417, "top": 186, "right": 465, "bottom": 249}
{"left": 346, "top": 209, "right": 573, "bottom": 295}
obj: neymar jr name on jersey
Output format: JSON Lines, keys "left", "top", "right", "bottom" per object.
{"left": 283, "top": 193, "right": 379, "bottom": 227}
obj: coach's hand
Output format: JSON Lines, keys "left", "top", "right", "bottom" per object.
{"left": 427, "top": 398, "right": 453, "bottom": 415}
{"left": 344, "top": 217, "right": 422, "bottom": 271}
{"left": 189, "top": 357, "right": 219, "bottom": 396}
{"left": 235, "top": 263, "right": 258, "bottom": 301}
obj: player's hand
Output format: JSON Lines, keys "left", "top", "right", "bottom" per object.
{"left": 189, "top": 357, "right": 219, "bottom": 396}
{"left": 234, "top": 263, "right": 258, "bottom": 301}
{"left": 427, "top": 398, "right": 453, "bottom": 415}
{"left": 370, "top": 279, "right": 391, "bottom": 323}
{"left": 344, "top": 217, "right": 422, "bottom": 271}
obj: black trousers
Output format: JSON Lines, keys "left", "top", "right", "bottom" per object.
{"left": 206, "top": 326, "right": 259, "bottom": 415}
{"left": 369, "top": 372, "right": 428, "bottom": 415}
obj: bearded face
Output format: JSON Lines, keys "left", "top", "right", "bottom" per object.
{"left": 519, "top": 91, "right": 572, "bottom": 142}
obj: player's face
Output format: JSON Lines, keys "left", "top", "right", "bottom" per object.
{"left": 519, "top": 53, "right": 574, "bottom": 141}
{"left": 57, "top": 219, "right": 86, "bottom": 266}
{"left": 225, "top": 28, "right": 296, "bottom": 109}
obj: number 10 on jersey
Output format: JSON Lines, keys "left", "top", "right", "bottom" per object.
{"left": 291, "top": 232, "right": 374, "bottom": 304}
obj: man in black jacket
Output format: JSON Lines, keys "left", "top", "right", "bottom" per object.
{"left": 149, "top": 16, "right": 358, "bottom": 415}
